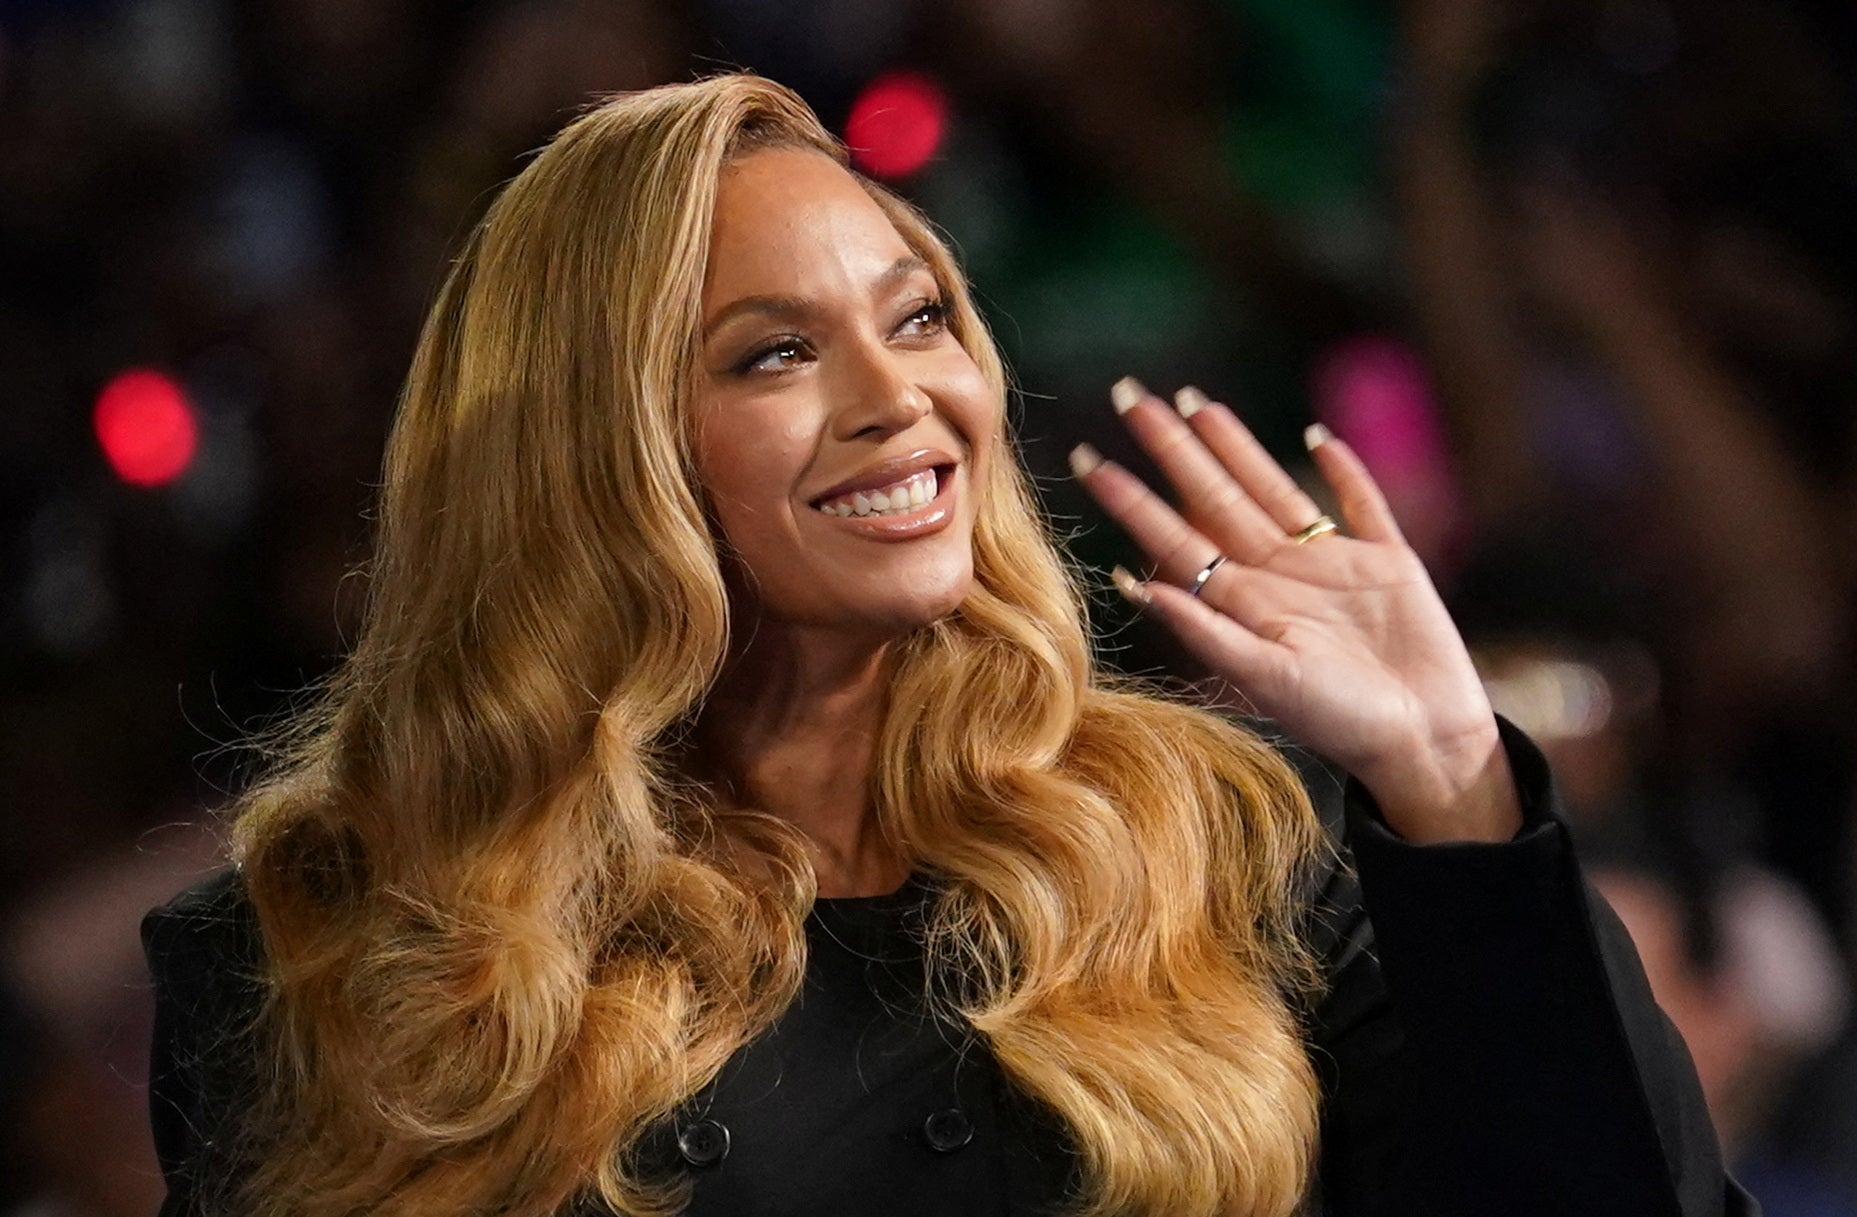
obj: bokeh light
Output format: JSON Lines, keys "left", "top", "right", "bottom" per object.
{"left": 93, "top": 368, "right": 199, "bottom": 488}
{"left": 1312, "top": 335, "right": 1465, "bottom": 569}
{"left": 845, "top": 71, "right": 947, "bottom": 179}
{"left": 1312, "top": 336, "right": 1443, "bottom": 478}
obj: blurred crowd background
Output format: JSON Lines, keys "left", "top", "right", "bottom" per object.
{"left": 2, "top": 0, "right": 1854, "bottom": 1212}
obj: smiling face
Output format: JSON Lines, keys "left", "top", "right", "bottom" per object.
{"left": 693, "top": 147, "right": 997, "bottom": 640}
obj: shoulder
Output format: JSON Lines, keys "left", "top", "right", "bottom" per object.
{"left": 143, "top": 867, "right": 267, "bottom": 1005}
{"left": 143, "top": 867, "right": 272, "bottom": 1096}
{"left": 142, "top": 865, "right": 271, "bottom": 1114}
{"left": 142, "top": 867, "right": 270, "bottom": 1198}
{"left": 143, "top": 864, "right": 270, "bottom": 1062}
{"left": 145, "top": 866, "right": 256, "bottom": 940}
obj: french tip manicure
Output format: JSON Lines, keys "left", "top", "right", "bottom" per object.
{"left": 1175, "top": 386, "right": 1209, "bottom": 419}
{"left": 1304, "top": 422, "right": 1332, "bottom": 451}
{"left": 1110, "top": 376, "right": 1146, "bottom": 415}
{"left": 1110, "top": 565, "right": 1151, "bottom": 605}
{"left": 1067, "top": 443, "right": 1103, "bottom": 478}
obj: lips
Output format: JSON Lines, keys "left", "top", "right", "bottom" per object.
{"left": 815, "top": 467, "right": 939, "bottom": 517}
{"left": 800, "top": 444, "right": 962, "bottom": 541}
{"left": 806, "top": 448, "right": 957, "bottom": 508}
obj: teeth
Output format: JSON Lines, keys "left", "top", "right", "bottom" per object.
{"left": 816, "top": 468, "right": 940, "bottom": 518}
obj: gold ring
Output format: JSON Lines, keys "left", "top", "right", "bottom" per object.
{"left": 1187, "top": 554, "right": 1227, "bottom": 597}
{"left": 1290, "top": 515, "right": 1338, "bottom": 544}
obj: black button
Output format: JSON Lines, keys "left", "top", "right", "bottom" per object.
{"left": 677, "top": 1119, "right": 730, "bottom": 1167}
{"left": 922, "top": 1107, "right": 973, "bottom": 1153}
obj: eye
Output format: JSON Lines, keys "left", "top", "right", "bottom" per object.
{"left": 896, "top": 299, "right": 948, "bottom": 338}
{"left": 736, "top": 336, "right": 812, "bottom": 375}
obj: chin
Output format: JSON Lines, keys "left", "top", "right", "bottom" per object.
{"left": 873, "top": 583, "right": 972, "bottom": 635}
{"left": 843, "top": 564, "right": 974, "bottom": 636}
{"left": 750, "top": 548, "right": 976, "bottom": 638}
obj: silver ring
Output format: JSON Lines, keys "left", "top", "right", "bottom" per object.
{"left": 1187, "top": 554, "right": 1227, "bottom": 597}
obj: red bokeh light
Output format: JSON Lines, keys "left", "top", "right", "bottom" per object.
{"left": 845, "top": 71, "right": 948, "bottom": 180}
{"left": 93, "top": 368, "right": 199, "bottom": 488}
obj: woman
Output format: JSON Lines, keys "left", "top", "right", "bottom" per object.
{"left": 143, "top": 75, "right": 1754, "bottom": 1216}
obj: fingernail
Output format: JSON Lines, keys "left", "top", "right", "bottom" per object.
{"left": 1175, "top": 386, "right": 1209, "bottom": 419}
{"left": 1110, "top": 376, "right": 1146, "bottom": 415}
{"left": 1304, "top": 423, "right": 1332, "bottom": 451}
{"left": 1110, "top": 565, "right": 1151, "bottom": 605}
{"left": 1067, "top": 443, "right": 1103, "bottom": 478}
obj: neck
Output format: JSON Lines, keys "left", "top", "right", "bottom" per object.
{"left": 694, "top": 621, "right": 910, "bottom": 897}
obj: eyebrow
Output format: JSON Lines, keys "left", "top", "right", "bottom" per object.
{"left": 701, "top": 255, "right": 935, "bottom": 343}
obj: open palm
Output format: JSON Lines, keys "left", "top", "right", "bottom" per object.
{"left": 1071, "top": 380, "right": 1516, "bottom": 842}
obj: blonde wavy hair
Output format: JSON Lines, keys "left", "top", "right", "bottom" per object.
{"left": 230, "top": 74, "right": 1327, "bottom": 1217}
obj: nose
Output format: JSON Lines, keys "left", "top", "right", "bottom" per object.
{"left": 829, "top": 338, "right": 932, "bottom": 441}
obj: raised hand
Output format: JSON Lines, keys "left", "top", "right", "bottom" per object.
{"left": 1071, "top": 378, "right": 1520, "bottom": 844}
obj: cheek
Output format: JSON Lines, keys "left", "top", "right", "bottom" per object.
{"left": 915, "top": 344, "right": 999, "bottom": 453}
{"left": 937, "top": 360, "right": 1001, "bottom": 505}
{"left": 699, "top": 406, "right": 808, "bottom": 500}
{"left": 695, "top": 415, "right": 807, "bottom": 564}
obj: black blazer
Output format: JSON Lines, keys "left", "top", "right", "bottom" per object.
{"left": 143, "top": 721, "right": 1761, "bottom": 1215}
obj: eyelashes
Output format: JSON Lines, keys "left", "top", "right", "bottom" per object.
{"left": 730, "top": 298, "right": 949, "bottom": 377}
{"left": 900, "top": 299, "right": 948, "bottom": 334}
{"left": 735, "top": 336, "right": 810, "bottom": 375}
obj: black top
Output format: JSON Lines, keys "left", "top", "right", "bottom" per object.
{"left": 142, "top": 722, "right": 1761, "bottom": 1215}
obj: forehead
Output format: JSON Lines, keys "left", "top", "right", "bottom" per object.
{"left": 702, "top": 147, "right": 920, "bottom": 306}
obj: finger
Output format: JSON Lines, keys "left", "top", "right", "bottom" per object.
{"left": 1111, "top": 567, "right": 1298, "bottom": 702}
{"left": 1073, "top": 444, "right": 1313, "bottom": 625}
{"left": 1110, "top": 378, "right": 1286, "bottom": 563}
{"left": 1305, "top": 426, "right": 1405, "bottom": 545}
{"left": 1174, "top": 387, "right": 1327, "bottom": 536}
{"left": 1069, "top": 446, "right": 1222, "bottom": 586}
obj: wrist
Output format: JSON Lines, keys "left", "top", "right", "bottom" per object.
{"left": 1358, "top": 720, "right": 1522, "bottom": 844}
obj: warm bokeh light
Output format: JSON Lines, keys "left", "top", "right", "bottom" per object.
{"left": 845, "top": 71, "right": 947, "bottom": 180}
{"left": 93, "top": 368, "right": 199, "bottom": 488}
